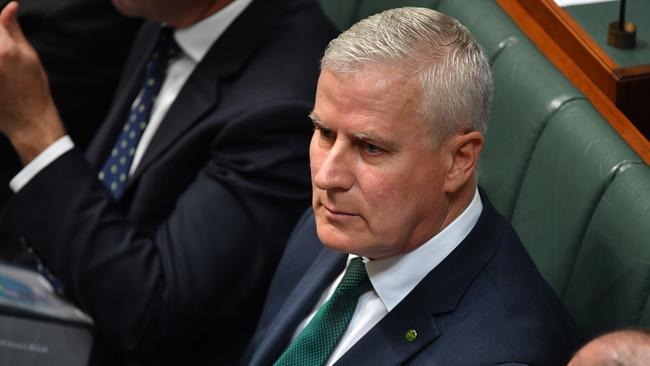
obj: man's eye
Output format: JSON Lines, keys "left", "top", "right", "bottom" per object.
{"left": 319, "top": 128, "right": 336, "bottom": 140}
{"left": 364, "top": 142, "right": 383, "bottom": 155}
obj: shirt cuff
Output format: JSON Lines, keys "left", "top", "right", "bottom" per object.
{"left": 9, "top": 136, "right": 75, "bottom": 193}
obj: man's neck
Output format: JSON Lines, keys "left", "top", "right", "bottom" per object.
{"left": 441, "top": 180, "right": 479, "bottom": 231}
{"left": 173, "top": 0, "right": 234, "bottom": 29}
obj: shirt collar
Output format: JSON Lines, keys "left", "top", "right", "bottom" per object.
{"left": 173, "top": 0, "right": 253, "bottom": 63}
{"left": 360, "top": 188, "right": 483, "bottom": 311}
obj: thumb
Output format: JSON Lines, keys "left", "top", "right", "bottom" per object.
{"left": 0, "top": 2, "right": 26, "bottom": 43}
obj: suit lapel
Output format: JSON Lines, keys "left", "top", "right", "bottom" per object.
{"left": 251, "top": 248, "right": 347, "bottom": 365}
{"left": 336, "top": 287, "right": 440, "bottom": 365}
{"left": 130, "top": 0, "right": 293, "bottom": 183}
{"left": 126, "top": 63, "right": 216, "bottom": 185}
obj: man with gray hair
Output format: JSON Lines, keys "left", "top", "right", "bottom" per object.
{"left": 243, "top": 7, "right": 578, "bottom": 365}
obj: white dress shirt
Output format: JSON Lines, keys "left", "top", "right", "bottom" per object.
{"left": 10, "top": 0, "right": 253, "bottom": 193}
{"left": 290, "top": 189, "right": 483, "bottom": 365}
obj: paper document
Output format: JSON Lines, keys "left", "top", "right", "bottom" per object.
{"left": 554, "top": 0, "right": 617, "bottom": 7}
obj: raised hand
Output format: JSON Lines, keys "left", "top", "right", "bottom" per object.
{"left": 0, "top": 1, "right": 65, "bottom": 164}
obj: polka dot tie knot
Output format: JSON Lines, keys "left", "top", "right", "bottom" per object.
{"left": 274, "top": 257, "right": 372, "bottom": 366}
{"left": 99, "top": 27, "right": 180, "bottom": 198}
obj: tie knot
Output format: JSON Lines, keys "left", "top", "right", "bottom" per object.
{"left": 335, "top": 257, "right": 371, "bottom": 296}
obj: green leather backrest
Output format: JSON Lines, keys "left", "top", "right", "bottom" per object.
{"left": 510, "top": 99, "right": 641, "bottom": 297}
{"left": 478, "top": 41, "right": 582, "bottom": 220}
{"left": 437, "top": 0, "right": 521, "bottom": 61}
{"left": 318, "top": 0, "right": 360, "bottom": 31}
{"left": 562, "top": 164, "right": 650, "bottom": 338}
{"left": 638, "top": 294, "right": 650, "bottom": 327}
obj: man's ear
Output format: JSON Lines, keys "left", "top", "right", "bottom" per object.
{"left": 443, "top": 131, "right": 483, "bottom": 194}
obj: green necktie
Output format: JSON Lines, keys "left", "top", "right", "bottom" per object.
{"left": 274, "top": 257, "right": 372, "bottom": 366}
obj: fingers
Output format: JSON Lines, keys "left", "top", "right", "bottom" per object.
{"left": 0, "top": 1, "right": 18, "bottom": 28}
{"left": 0, "top": 2, "right": 12, "bottom": 43}
{"left": 0, "top": 1, "right": 26, "bottom": 43}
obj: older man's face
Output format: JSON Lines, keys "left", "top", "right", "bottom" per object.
{"left": 310, "top": 67, "right": 454, "bottom": 259}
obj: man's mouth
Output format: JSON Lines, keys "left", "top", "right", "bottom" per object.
{"left": 322, "top": 203, "right": 356, "bottom": 217}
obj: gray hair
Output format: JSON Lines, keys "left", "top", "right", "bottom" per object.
{"left": 321, "top": 7, "right": 492, "bottom": 144}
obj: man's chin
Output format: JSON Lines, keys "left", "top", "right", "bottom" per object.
{"left": 320, "top": 240, "right": 354, "bottom": 254}
{"left": 316, "top": 224, "right": 354, "bottom": 253}
{"left": 316, "top": 229, "right": 375, "bottom": 260}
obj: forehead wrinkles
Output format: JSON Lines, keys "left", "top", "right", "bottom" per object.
{"left": 317, "top": 67, "right": 420, "bottom": 121}
{"left": 315, "top": 67, "right": 435, "bottom": 151}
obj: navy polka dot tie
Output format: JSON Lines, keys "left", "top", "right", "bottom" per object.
{"left": 274, "top": 257, "right": 372, "bottom": 366}
{"left": 99, "top": 27, "right": 180, "bottom": 198}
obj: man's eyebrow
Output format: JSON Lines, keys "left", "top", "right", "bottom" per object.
{"left": 353, "top": 131, "right": 381, "bottom": 142}
{"left": 309, "top": 112, "right": 398, "bottom": 150}
{"left": 352, "top": 131, "right": 398, "bottom": 151}
{"left": 309, "top": 113, "right": 328, "bottom": 129}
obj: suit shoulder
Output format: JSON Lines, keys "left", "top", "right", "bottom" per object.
{"left": 475, "top": 219, "right": 579, "bottom": 363}
{"left": 421, "top": 200, "right": 579, "bottom": 364}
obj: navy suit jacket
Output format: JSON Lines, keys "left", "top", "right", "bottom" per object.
{"left": 1, "top": 0, "right": 337, "bottom": 364}
{"left": 245, "top": 193, "right": 579, "bottom": 365}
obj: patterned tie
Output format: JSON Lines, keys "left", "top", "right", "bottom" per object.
{"left": 98, "top": 27, "right": 180, "bottom": 198}
{"left": 274, "top": 257, "right": 372, "bottom": 366}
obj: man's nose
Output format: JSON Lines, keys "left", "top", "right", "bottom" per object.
{"left": 312, "top": 143, "right": 354, "bottom": 192}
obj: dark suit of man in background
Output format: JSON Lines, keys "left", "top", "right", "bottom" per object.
{"left": 244, "top": 7, "right": 579, "bottom": 365}
{"left": 0, "top": 0, "right": 141, "bottom": 257}
{"left": 0, "top": 0, "right": 337, "bottom": 364}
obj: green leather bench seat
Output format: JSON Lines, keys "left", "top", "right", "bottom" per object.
{"left": 478, "top": 40, "right": 583, "bottom": 219}
{"left": 563, "top": 164, "right": 650, "bottom": 337}
{"left": 510, "top": 99, "right": 641, "bottom": 298}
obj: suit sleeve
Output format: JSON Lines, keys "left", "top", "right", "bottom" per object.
{"left": 0, "top": 99, "right": 313, "bottom": 358}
